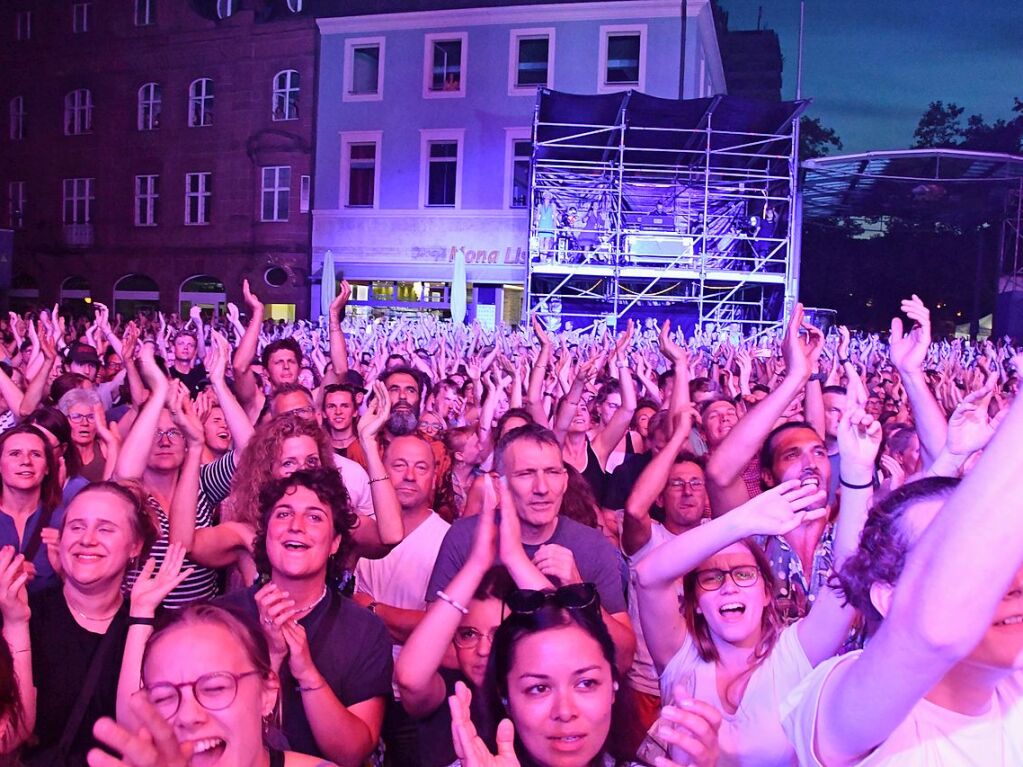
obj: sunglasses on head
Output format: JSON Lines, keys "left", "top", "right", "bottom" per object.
{"left": 505, "top": 583, "right": 599, "bottom": 615}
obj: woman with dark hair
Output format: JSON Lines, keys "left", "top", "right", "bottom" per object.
{"left": 395, "top": 497, "right": 515, "bottom": 767}
{"left": 0, "top": 480, "right": 159, "bottom": 764}
{"left": 90, "top": 604, "right": 333, "bottom": 767}
{"left": 449, "top": 586, "right": 720, "bottom": 767}
{"left": 634, "top": 408, "right": 878, "bottom": 766}
{"left": 215, "top": 468, "right": 393, "bottom": 767}
{"left": 22, "top": 406, "right": 81, "bottom": 490}
{"left": 0, "top": 423, "right": 65, "bottom": 593}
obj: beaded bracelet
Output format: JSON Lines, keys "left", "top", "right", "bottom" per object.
{"left": 436, "top": 589, "right": 469, "bottom": 615}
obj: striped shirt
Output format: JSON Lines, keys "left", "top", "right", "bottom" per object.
{"left": 124, "top": 451, "right": 236, "bottom": 609}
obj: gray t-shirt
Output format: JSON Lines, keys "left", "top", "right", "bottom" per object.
{"left": 425, "top": 514, "right": 628, "bottom": 614}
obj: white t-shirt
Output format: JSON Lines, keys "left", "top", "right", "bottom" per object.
{"left": 333, "top": 453, "right": 373, "bottom": 517}
{"left": 660, "top": 623, "right": 812, "bottom": 767}
{"left": 626, "top": 522, "right": 678, "bottom": 696}
{"left": 356, "top": 511, "right": 451, "bottom": 697}
{"left": 782, "top": 653, "right": 1023, "bottom": 766}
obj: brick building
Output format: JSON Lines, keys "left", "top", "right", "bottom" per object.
{"left": 1, "top": 0, "right": 316, "bottom": 319}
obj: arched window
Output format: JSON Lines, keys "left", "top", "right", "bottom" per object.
{"left": 64, "top": 88, "right": 93, "bottom": 135}
{"left": 272, "top": 70, "right": 299, "bottom": 121}
{"left": 137, "top": 82, "right": 161, "bottom": 131}
{"left": 216, "top": 0, "right": 235, "bottom": 20}
{"left": 189, "top": 78, "right": 213, "bottom": 127}
{"left": 9, "top": 96, "right": 25, "bottom": 140}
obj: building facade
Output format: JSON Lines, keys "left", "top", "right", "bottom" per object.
{"left": 312, "top": 0, "right": 726, "bottom": 323}
{"left": 1, "top": 0, "right": 317, "bottom": 319}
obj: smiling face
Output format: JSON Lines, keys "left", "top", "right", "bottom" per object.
{"left": 264, "top": 484, "right": 341, "bottom": 581}
{"left": 59, "top": 487, "right": 142, "bottom": 590}
{"left": 144, "top": 622, "right": 278, "bottom": 767}
{"left": 273, "top": 436, "right": 322, "bottom": 479}
{"left": 323, "top": 389, "right": 355, "bottom": 434}
{"left": 703, "top": 401, "right": 738, "bottom": 448}
{"left": 203, "top": 407, "right": 231, "bottom": 454}
{"left": 454, "top": 596, "right": 503, "bottom": 687}
{"left": 692, "top": 543, "right": 770, "bottom": 650}
{"left": 384, "top": 435, "right": 435, "bottom": 513}
{"left": 0, "top": 432, "right": 48, "bottom": 493}
{"left": 633, "top": 406, "right": 656, "bottom": 438}
{"left": 505, "top": 625, "right": 614, "bottom": 767}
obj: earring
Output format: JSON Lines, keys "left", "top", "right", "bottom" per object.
{"left": 501, "top": 696, "right": 509, "bottom": 708}
{"left": 613, "top": 682, "right": 620, "bottom": 692}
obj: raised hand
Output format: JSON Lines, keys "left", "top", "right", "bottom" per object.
{"left": 531, "top": 314, "right": 551, "bottom": 347}
{"left": 121, "top": 321, "right": 140, "bottom": 360}
{"left": 947, "top": 373, "right": 997, "bottom": 456}
{"left": 167, "top": 381, "right": 204, "bottom": 446}
{"left": 449, "top": 682, "right": 521, "bottom": 767}
{"left": 532, "top": 544, "right": 583, "bottom": 586}
{"left": 328, "top": 279, "right": 352, "bottom": 322}
{"left": 242, "top": 279, "right": 264, "bottom": 320}
{"left": 889, "top": 295, "right": 931, "bottom": 373}
{"left": 88, "top": 693, "right": 193, "bottom": 767}
{"left": 780, "top": 303, "right": 822, "bottom": 381}
{"left": 0, "top": 546, "right": 30, "bottom": 626}
{"left": 129, "top": 543, "right": 194, "bottom": 619}
{"left": 653, "top": 693, "right": 723, "bottom": 767}
{"left": 837, "top": 406, "right": 882, "bottom": 479}
{"left": 254, "top": 582, "right": 296, "bottom": 662}
{"left": 358, "top": 380, "right": 392, "bottom": 443}
{"left": 733, "top": 480, "right": 828, "bottom": 537}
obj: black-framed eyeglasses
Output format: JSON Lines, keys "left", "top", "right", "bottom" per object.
{"left": 68, "top": 412, "right": 96, "bottom": 424}
{"left": 694, "top": 566, "right": 760, "bottom": 592}
{"left": 666, "top": 478, "right": 705, "bottom": 491}
{"left": 453, "top": 626, "right": 498, "bottom": 649}
{"left": 505, "top": 583, "right": 598, "bottom": 615}
{"left": 145, "top": 670, "right": 261, "bottom": 716}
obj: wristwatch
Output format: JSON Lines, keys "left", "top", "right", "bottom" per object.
{"left": 367, "top": 601, "right": 379, "bottom": 615}
{"left": 809, "top": 373, "right": 827, "bottom": 384}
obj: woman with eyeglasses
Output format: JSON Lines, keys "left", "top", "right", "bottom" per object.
{"left": 213, "top": 468, "right": 393, "bottom": 767}
{"left": 58, "top": 388, "right": 120, "bottom": 483}
{"left": 0, "top": 480, "right": 159, "bottom": 764}
{"left": 633, "top": 407, "right": 878, "bottom": 766}
{"left": 0, "top": 424, "right": 65, "bottom": 593}
{"left": 89, "top": 604, "right": 332, "bottom": 767}
{"left": 394, "top": 496, "right": 514, "bottom": 767}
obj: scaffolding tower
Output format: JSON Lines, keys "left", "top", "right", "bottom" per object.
{"left": 526, "top": 90, "right": 807, "bottom": 335}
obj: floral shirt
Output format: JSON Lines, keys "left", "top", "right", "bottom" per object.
{"left": 758, "top": 526, "right": 835, "bottom": 625}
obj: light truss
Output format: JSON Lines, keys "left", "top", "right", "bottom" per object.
{"left": 525, "top": 90, "right": 806, "bottom": 335}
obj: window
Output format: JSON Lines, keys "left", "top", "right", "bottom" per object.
{"left": 185, "top": 172, "right": 211, "bottom": 225}
{"left": 189, "top": 78, "right": 213, "bottom": 127}
{"left": 261, "top": 166, "right": 291, "bottom": 222}
{"left": 300, "top": 175, "right": 310, "bottom": 213}
{"left": 419, "top": 129, "right": 463, "bottom": 208}
{"left": 16, "top": 11, "right": 31, "bottom": 41}
{"left": 9, "top": 97, "right": 25, "bottom": 141}
{"left": 64, "top": 89, "right": 93, "bottom": 135}
{"left": 272, "top": 70, "right": 299, "bottom": 121}
{"left": 135, "top": 175, "right": 159, "bottom": 226}
{"left": 286, "top": 0, "right": 303, "bottom": 11}
{"left": 216, "top": 0, "right": 235, "bottom": 20}
{"left": 7, "top": 182, "right": 26, "bottom": 229}
{"left": 599, "top": 26, "right": 646, "bottom": 92}
{"left": 134, "top": 0, "right": 155, "bottom": 27}
{"left": 510, "top": 138, "right": 532, "bottom": 208}
{"left": 339, "top": 131, "right": 381, "bottom": 209}
{"left": 137, "top": 83, "right": 161, "bottom": 131}
{"left": 509, "top": 29, "right": 554, "bottom": 94}
{"left": 63, "top": 178, "right": 94, "bottom": 224}
{"left": 423, "top": 33, "right": 467, "bottom": 98}
{"left": 343, "top": 37, "right": 385, "bottom": 102}
{"left": 73, "top": 2, "right": 91, "bottom": 34}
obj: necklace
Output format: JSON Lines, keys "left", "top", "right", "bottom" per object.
{"left": 293, "top": 585, "right": 328, "bottom": 616}
{"left": 67, "top": 597, "right": 122, "bottom": 623}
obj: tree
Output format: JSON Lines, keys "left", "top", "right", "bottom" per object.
{"left": 799, "top": 116, "right": 843, "bottom": 161}
{"left": 913, "top": 101, "right": 965, "bottom": 148}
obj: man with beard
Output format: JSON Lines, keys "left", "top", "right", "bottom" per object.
{"left": 382, "top": 367, "right": 426, "bottom": 438}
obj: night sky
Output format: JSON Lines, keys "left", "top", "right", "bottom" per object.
{"left": 719, "top": 0, "right": 1023, "bottom": 152}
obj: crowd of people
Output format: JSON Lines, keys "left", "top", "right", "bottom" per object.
{"left": 0, "top": 281, "right": 1021, "bottom": 767}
